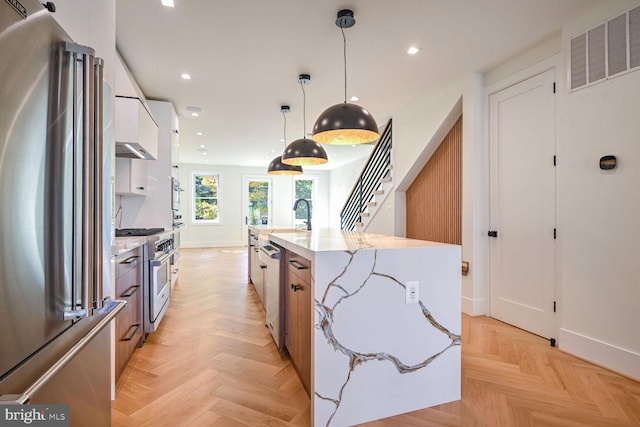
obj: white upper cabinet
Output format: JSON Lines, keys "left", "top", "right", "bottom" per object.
{"left": 115, "top": 96, "right": 159, "bottom": 160}
{"left": 115, "top": 158, "right": 147, "bottom": 196}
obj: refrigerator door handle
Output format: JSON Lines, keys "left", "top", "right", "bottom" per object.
{"left": 93, "top": 57, "right": 104, "bottom": 311}
{"left": 62, "top": 42, "right": 97, "bottom": 321}
{"left": 80, "top": 47, "right": 95, "bottom": 317}
{"left": 0, "top": 300, "right": 127, "bottom": 406}
{"left": 64, "top": 46, "right": 86, "bottom": 321}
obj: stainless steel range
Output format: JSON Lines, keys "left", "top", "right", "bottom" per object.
{"left": 146, "top": 231, "right": 174, "bottom": 333}
{"left": 116, "top": 229, "right": 174, "bottom": 334}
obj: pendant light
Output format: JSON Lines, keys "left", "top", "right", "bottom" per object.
{"left": 267, "top": 105, "right": 303, "bottom": 175}
{"left": 282, "top": 74, "right": 328, "bottom": 166}
{"left": 312, "top": 9, "right": 379, "bottom": 145}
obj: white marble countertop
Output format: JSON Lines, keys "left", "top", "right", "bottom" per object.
{"left": 248, "top": 224, "right": 302, "bottom": 235}
{"left": 112, "top": 236, "right": 146, "bottom": 256}
{"left": 269, "top": 228, "right": 452, "bottom": 260}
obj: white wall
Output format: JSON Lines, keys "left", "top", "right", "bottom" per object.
{"left": 328, "top": 158, "right": 367, "bottom": 229}
{"left": 557, "top": 0, "right": 640, "bottom": 380}
{"left": 177, "top": 163, "right": 330, "bottom": 247}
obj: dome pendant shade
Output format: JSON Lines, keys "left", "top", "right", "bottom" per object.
{"left": 281, "top": 138, "right": 328, "bottom": 166}
{"left": 312, "top": 102, "right": 379, "bottom": 145}
{"left": 267, "top": 155, "right": 303, "bottom": 175}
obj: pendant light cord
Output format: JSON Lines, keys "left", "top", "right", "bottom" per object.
{"left": 342, "top": 26, "right": 347, "bottom": 103}
{"left": 300, "top": 80, "right": 307, "bottom": 137}
{"left": 282, "top": 110, "right": 287, "bottom": 149}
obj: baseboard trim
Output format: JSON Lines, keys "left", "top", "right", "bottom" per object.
{"left": 559, "top": 328, "right": 640, "bottom": 381}
{"left": 462, "top": 297, "right": 486, "bottom": 316}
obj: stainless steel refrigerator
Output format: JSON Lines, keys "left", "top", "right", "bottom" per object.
{"left": 0, "top": 1, "right": 125, "bottom": 425}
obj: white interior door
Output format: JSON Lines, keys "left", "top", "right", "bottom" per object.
{"left": 489, "top": 68, "right": 556, "bottom": 339}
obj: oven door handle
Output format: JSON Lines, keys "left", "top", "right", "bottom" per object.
{"left": 150, "top": 252, "right": 172, "bottom": 267}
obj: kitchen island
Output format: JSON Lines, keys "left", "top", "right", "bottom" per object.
{"left": 268, "top": 229, "right": 461, "bottom": 426}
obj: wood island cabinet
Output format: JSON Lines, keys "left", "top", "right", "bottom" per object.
{"left": 284, "top": 250, "right": 312, "bottom": 394}
{"left": 115, "top": 246, "right": 144, "bottom": 381}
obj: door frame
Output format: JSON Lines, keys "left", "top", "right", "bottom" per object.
{"left": 483, "top": 53, "right": 562, "bottom": 339}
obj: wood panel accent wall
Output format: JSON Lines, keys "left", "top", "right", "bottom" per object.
{"left": 406, "top": 116, "right": 462, "bottom": 245}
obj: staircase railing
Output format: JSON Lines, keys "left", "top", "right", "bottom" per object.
{"left": 340, "top": 119, "right": 392, "bottom": 230}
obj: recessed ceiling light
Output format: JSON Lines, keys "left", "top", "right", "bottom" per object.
{"left": 180, "top": 73, "right": 191, "bottom": 80}
{"left": 279, "top": 138, "right": 285, "bottom": 142}
{"left": 191, "top": 112, "right": 199, "bottom": 117}
{"left": 202, "top": 152, "right": 207, "bottom": 155}
{"left": 161, "top": 0, "right": 174, "bottom": 7}
{"left": 186, "top": 106, "right": 202, "bottom": 112}
{"left": 349, "top": 96, "right": 359, "bottom": 102}
{"left": 199, "top": 145, "right": 205, "bottom": 148}
{"left": 196, "top": 132, "right": 203, "bottom": 136}
{"left": 204, "top": 159, "right": 208, "bottom": 162}
{"left": 351, "top": 145, "right": 357, "bottom": 147}
{"left": 270, "top": 149, "right": 276, "bottom": 153}
{"left": 407, "top": 46, "right": 420, "bottom": 55}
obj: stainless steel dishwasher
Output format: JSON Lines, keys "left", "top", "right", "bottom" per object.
{"left": 260, "top": 242, "right": 285, "bottom": 349}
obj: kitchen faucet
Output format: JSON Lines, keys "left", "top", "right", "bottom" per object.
{"left": 293, "top": 198, "right": 312, "bottom": 231}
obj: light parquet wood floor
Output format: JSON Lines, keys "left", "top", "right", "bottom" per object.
{"left": 112, "top": 248, "right": 640, "bottom": 427}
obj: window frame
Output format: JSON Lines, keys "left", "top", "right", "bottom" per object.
{"left": 191, "top": 171, "right": 222, "bottom": 225}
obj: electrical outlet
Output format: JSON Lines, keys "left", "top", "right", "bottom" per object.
{"left": 405, "top": 281, "right": 419, "bottom": 304}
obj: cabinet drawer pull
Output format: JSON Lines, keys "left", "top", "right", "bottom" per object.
{"left": 121, "top": 285, "right": 140, "bottom": 298}
{"left": 288, "top": 260, "right": 308, "bottom": 270}
{"left": 120, "top": 255, "right": 139, "bottom": 265}
{"left": 121, "top": 324, "right": 140, "bottom": 341}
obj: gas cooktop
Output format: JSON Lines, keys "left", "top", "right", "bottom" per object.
{"left": 115, "top": 228, "right": 165, "bottom": 237}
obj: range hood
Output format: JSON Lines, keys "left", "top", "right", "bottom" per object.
{"left": 115, "top": 142, "right": 152, "bottom": 159}
{"left": 115, "top": 96, "right": 158, "bottom": 160}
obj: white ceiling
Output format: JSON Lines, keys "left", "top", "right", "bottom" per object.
{"left": 115, "top": 0, "right": 601, "bottom": 171}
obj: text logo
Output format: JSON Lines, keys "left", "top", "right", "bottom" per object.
{"left": 0, "top": 405, "right": 68, "bottom": 427}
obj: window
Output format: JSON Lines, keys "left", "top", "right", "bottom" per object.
{"left": 192, "top": 172, "right": 220, "bottom": 223}
{"left": 244, "top": 176, "right": 272, "bottom": 226}
{"left": 293, "top": 176, "right": 316, "bottom": 225}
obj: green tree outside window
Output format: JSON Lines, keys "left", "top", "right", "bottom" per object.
{"left": 194, "top": 174, "right": 219, "bottom": 222}
{"left": 294, "top": 179, "right": 313, "bottom": 220}
{"left": 248, "top": 180, "right": 269, "bottom": 225}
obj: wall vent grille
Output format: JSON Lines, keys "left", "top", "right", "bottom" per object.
{"left": 570, "top": 5, "right": 640, "bottom": 90}
{"left": 589, "top": 24, "right": 606, "bottom": 82}
{"left": 630, "top": 6, "right": 640, "bottom": 68}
